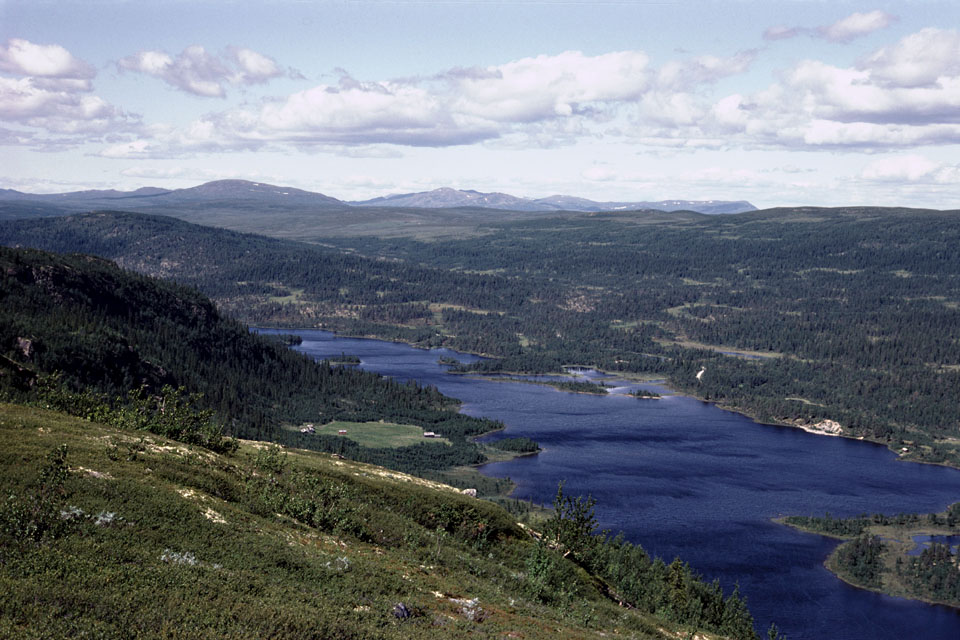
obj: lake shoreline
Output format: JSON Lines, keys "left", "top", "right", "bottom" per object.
{"left": 265, "top": 325, "right": 956, "bottom": 471}
{"left": 778, "top": 516, "right": 960, "bottom": 611}
{"left": 271, "top": 326, "right": 960, "bottom": 639}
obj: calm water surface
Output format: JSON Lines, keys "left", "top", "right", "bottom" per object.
{"left": 268, "top": 329, "right": 960, "bottom": 640}
{"left": 907, "top": 535, "right": 960, "bottom": 557}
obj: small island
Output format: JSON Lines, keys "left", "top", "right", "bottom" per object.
{"left": 780, "top": 504, "right": 960, "bottom": 608}
{"left": 546, "top": 379, "right": 609, "bottom": 394}
{"left": 326, "top": 353, "right": 361, "bottom": 365}
{"left": 630, "top": 389, "right": 661, "bottom": 399}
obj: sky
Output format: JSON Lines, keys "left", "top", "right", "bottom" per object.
{"left": 2, "top": 0, "right": 960, "bottom": 208}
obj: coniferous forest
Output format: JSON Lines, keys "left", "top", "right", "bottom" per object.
{"left": 0, "top": 246, "right": 503, "bottom": 475}
{"left": 3, "top": 206, "right": 959, "bottom": 467}
{"left": 784, "top": 503, "right": 960, "bottom": 607}
{"left": 0, "top": 244, "right": 768, "bottom": 639}
{"left": 4, "top": 204, "right": 960, "bottom": 629}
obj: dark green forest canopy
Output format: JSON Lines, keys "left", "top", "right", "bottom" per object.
{"left": 323, "top": 207, "right": 960, "bottom": 463}
{"left": 2, "top": 207, "right": 960, "bottom": 466}
{"left": 0, "top": 246, "right": 503, "bottom": 473}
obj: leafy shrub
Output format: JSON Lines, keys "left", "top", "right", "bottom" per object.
{"left": 0, "top": 445, "right": 71, "bottom": 544}
{"left": 254, "top": 444, "right": 288, "bottom": 475}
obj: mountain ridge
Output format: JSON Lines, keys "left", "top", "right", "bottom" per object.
{"left": 0, "top": 179, "right": 755, "bottom": 215}
{"left": 351, "top": 186, "right": 756, "bottom": 214}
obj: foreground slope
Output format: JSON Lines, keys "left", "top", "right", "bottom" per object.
{"left": 0, "top": 402, "right": 761, "bottom": 639}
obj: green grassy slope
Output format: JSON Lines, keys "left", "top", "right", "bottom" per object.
{"left": 0, "top": 402, "right": 745, "bottom": 639}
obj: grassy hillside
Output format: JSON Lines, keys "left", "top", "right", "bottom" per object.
{"left": 0, "top": 402, "right": 760, "bottom": 639}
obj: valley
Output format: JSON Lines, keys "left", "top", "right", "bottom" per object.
{"left": 3, "top": 186, "right": 960, "bottom": 637}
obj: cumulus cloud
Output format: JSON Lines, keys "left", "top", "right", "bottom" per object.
{"left": 657, "top": 50, "right": 756, "bottom": 90}
{"left": 0, "top": 38, "right": 95, "bottom": 85}
{"left": 0, "top": 77, "right": 118, "bottom": 128}
{"left": 447, "top": 50, "right": 652, "bottom": 123}
{"left": 97, "top": 28, "right": 960, "bottom": 159}
{"left": 0, "top": 39, "right": 139, "bottom": 144}
{"left": 860, "top": 28, "right": 960, "bottom": 88}
{"left": 764, "top": 10, "right": 896, "bottom": 43}
{"left": 820, "top": 11, "right": 896, "bottom": 43}
{"left": 860, "top": 155, "right": 960, "bottom": 183}
{"left": 677, "top": 26, "right": 960, "bottom": 152}
{"left": 118, "top": 45, "right": 287, "bottom": 97}
{"left": 100, "top": 50, "right": 669, "bottom": 155}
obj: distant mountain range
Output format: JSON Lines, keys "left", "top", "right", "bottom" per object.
{"left": 0, "top": 180, "right": 755, "bottom": 215}
{"left": 350, "top": 187, "right": 756, "bottom": 214}
{"left": 0, "top": 179, "right": 343, "bottom": 210}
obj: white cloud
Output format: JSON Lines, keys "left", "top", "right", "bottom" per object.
{"left": 101, "top": 50, "right": 666, "bottom": 154}
{"left": 860, "top": 28, "right": 960, "bottom": 88}
{"left": 764, "top": 11, "right": 896, "bottom": 44}
{"left": 657, "top": 51, "right": 756, "bottom": 91}
{"left": 763, "top": 25, "right": 803, "bottom": 42}
{"left": 0, "top": 76, "right": 138, "bottom": 138}
{"left": 860, "top": 154, "right": 960, "bottom": 183}
{"left": 682, "top": 27, "right": 960, "bottom": 152}
{"left": 229, "top": 47, "right": 282, "bottom": 84}
{"left": 96, "top": 30, "right": 960, "bottom": 159}
{"left": 100, "top": 139, "right": 161, "bottom": 159}
{"left": 0, "top": 38, "right": 139, "bottom": 145}
{"left": 118, "top": 45, "right": 286, "bottom": 97}
{"left": 448, "top": 50, "right": 652, "bottom": 123}
{"left": 257, "top": 80, "right": 487, "bottom": 146}
{"left": 820, "top": 11, "right": 896, "bottom": 43}
{"left": 0, "top": 39, "right": 95, "bottom": 82}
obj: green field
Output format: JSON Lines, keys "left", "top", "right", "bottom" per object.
{"left": 317, "top": 420, "right": 452, "bottom": 448}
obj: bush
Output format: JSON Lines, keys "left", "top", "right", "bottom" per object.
{"left": 0, "top": 445, "right": 71, "bottom": 544}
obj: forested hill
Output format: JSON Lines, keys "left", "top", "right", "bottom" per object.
{"left": 4, "top": 207, "right": 960, "bottom": 468}
{"left": 0, "top": 210, "right": 556, "bottom": 342}
{"left": 0, "top": 246, "right": 502, "bottom": 463}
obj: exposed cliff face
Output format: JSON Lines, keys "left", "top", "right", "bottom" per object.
{"left": 791, "top": 418, "right": 844, "bottom": 436}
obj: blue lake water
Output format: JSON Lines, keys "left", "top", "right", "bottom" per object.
{"left": 265, "top": 329, "right": 960, "bottom": 640}
{"left": 907, "top": 535, "right": 960, "bottom": 557}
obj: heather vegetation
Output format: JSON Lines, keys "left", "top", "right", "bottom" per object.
{"left": 0, "top": 402, "right": 766, "bottom": 639}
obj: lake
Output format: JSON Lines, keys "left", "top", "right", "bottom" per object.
{"left": 266, "top": 328, "right": 960, "bottom": 640}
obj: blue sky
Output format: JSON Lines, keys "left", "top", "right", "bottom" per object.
{"left": 2, "top": 0, "right": 960, "bottom": 208}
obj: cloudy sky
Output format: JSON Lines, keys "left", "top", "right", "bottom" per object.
{"left": 2, "top": 0, "right": 960, "bottom": 208}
